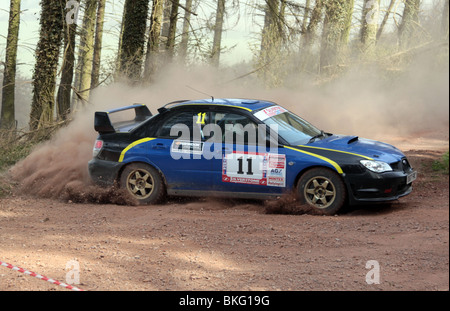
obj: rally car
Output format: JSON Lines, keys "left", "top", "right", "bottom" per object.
{"left": 88, "top": 98, "right": 417, "bottom": 215}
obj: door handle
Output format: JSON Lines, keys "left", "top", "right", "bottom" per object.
{"left": 153, "top": 143, "right": 167, "bottom": 150}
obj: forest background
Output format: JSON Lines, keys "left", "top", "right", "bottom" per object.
{"left": 0, "top": 0, "right": 448, "bottom": 172}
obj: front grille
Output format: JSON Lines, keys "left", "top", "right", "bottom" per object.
{"left": 390, "top": 158, "right": 412, "bottom": 172}
{"left": 390, "top": 161, "right": 400, "bottom": 171}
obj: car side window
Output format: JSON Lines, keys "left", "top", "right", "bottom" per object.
{"left": 211, "top": 111, "right": 259, "bottom": 145}
{"left": 157, "top": 110, "right": 209, "bottom": 140}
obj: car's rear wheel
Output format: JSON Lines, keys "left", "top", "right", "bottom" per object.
{"left": 120, "top": 163, "right": 165, "bottom": 205}
{"left": 297, "top": 168, "right": 346, "bottom": 215}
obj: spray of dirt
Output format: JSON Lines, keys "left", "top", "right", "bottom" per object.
{"left": 8, "top": 101, "right": 139, "bottom": 205}
{"left": 8, "top": 44, "right": 449, "bottom": 207}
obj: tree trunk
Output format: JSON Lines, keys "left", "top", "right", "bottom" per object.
{"left": 56, "top": 20, "right": 76, "bottom": 121}
{"left": 299, "top": 0, "right": 311, "bottom": 45}
{"left": 166, "top": 0, "right": 180, "bottom": 61}
{"left": 74, "top": 0, "right": 97, "bottom": 107}
{"left": 178, "top": 0, "right": 193, "bottom": 62}
{"left": 398, "top": 0, "right": 421, "bottom": 49}
{"left": 91, "top": 0, "right": 106, "bottom": 90}
{"left": 29, "top": 0, "right": 64, "bottom": 130}
{"left": 160, "top": 0, "right": 173, "bottom": 52}
{"left": 211, "top": 0, "right": 226, "bottom": 67}
{"left": 144, "top": 0, "right": 164, "bottom": 82}
{"left": 302, "top": 0, "right": 323, "bottom": 49}
{"left": 1, "top": 0, "right": 21, "bottom": 130}
{"left": 258, "top": 0, "right": 287, "bottom": 86}
{"left": 119, "top": 0, "right": 150, "bottom": 82}
{"left": 442, "top": 0, "right": 449, "bottom": 38}
{"left": 260, "top": 0, "right": 280, "bottom": 63}
{"left": 341, "top": 0, "right": 354, "bottom": 45}
{"left": 320, "top": 0, "right": 354, "bottom": 73}
{"left": 377, "top": 0, "right": 396, "bottom": 40}
{"left": 299, "top": 0, "right": 323, "bottom": 72}
{"left": 115, "top": 4, "right": 127, "bottom": 78}
{"left": 360, "top": 0, "right": 380, "bottom": 53}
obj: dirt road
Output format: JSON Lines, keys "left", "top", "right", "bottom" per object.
{"left": 0, "top": 149, "right": 448, "bottom": 292}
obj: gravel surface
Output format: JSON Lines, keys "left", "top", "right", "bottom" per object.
{"left": 0, "top": 149, "right": 448, "bottom": 291}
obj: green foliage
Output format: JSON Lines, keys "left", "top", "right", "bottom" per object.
{"left": 0, "top": 174, "right": 14, "bottom": 198}
{"left": 0, "top": 131, "right": 36, "bottom": 172}
{"left": 432, "top": 151, "right": 449, "bottom": 174}
{"left": 0, "top": 133, "right": 26, "bottom": 198}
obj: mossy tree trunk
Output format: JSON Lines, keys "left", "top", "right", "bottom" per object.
{"left": 1, "top": 0, "right": 21, "bottom": 130}
{"left": 398, "top": 0, "right": 421, "bottom": 49}
{"left": 29, "top": 0, "right": 64, "bottom": 130}
{"left": 319, "top": 0, "right": 354, "bottom": 73}
{"left": 360, "top": 0, "right": 380, "bottom": 53}
{"left": 119, "top": 0, "right": 149, "bottom": 82}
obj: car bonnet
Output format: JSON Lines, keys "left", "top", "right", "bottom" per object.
{"left": 302, "top": 135, "right": 406, "bottom": 164}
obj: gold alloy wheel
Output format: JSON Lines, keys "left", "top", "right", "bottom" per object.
{"left": 303, "top": 176, "right": 337, "bottom": 209}
{"left": 126, "top": 169, "right": 154, "bottom": 199}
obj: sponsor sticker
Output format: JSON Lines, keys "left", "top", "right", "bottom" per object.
{"left": 267, "top": 154, "right": 286, "bottom": 187}
{"left": 254, "top": 106, "right": 288, "bottom": 121}
{"left": 171, "top": 140, "right": 204, "bottom": 154}
{"left": 222, "top": 152, "right": 286, "bottom": 187}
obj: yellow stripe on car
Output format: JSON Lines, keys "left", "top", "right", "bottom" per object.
{"left": 284, "top": 146, "right": 344, "bottom": 174}
{"left": 119, "top": 138, "right": 156, "bottom": 162}
{"left": 297, "top": 145, "right": 374, "bottom": 160}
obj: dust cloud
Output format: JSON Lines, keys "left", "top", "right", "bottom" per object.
{"left": 9, "top": 47, "right": 449, "bottom": 204}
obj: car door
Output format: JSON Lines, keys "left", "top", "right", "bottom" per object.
{"left": 146, "top": 108, "right": 213, "bottom": 191}
{"left": 209, "top": 109, "right": 287, "bottom": 196}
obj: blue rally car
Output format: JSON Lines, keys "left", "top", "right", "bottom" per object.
{"left": 88, "top": 99, "right": 417, "bottom": 215}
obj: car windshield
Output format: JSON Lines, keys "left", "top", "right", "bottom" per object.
{"left": 258, "top": 110, "right": 322, "bottom": 145}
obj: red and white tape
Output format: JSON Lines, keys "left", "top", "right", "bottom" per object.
{"left": 0, "top": 260, "right": 85, "bottom": 291}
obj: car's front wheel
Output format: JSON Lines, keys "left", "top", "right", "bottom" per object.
{"left": 120, "top": 163, "right": 165, "bottom": 205}
{"left": 297, "top": 167, "right": 346, "bottom": 215}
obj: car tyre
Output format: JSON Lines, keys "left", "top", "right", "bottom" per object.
{"left": 120, "top": 163, "right": 166, "bottom": 205}
{"left": 297, "top": 167, "right": 346, "bottom": 215}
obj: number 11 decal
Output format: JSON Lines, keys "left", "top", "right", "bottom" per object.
{"left": 237, "top": 157, "right": 254, "bottom": 175}
{"left": 196, "top": 112, "right": 206, "bottom": 124}
{"left": 222, "top": 151, "right": 286, "bottom": 187}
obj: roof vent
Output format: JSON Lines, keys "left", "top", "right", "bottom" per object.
{"left": 241, "top": 100, "right": 259, "bottom": 104}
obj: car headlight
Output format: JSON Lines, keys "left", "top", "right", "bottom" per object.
{"left": 360, "top": 160, "right": 393, "bottom": 173}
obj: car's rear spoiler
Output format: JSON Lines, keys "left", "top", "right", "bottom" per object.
{"left": 94, "top": 104, "right": 152, "bottom": 134}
